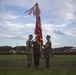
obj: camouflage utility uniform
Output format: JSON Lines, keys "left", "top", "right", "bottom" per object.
{"left": 44, "top": 41, "right": 51, "bottom": 69}
{"left": 26, "top": 40, "right": 33, "bottom": 68}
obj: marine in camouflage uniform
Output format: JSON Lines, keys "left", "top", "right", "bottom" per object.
{"left": 43, "top": 35, "right": 52, "bottom": 69}
{"left": 26, "top": 35, "right": 33, "bottom": 68}
{"left": 32, "top": 36, "right": 40, "bottom": 69}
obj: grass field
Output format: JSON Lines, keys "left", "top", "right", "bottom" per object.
{"left": 0, "top": 55, "right": 76, "bottom": 75}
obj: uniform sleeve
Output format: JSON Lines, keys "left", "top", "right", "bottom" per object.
{"left": 26, "top": 41, "right": 30, "bottom": 47}
{"left": 45, "top": 42, "right": 51, "bottom": 49}
{"left": 26, "top": 41, "right": 29, "bottom": 54}
{"left": 46, "top": 43, "right": 50, "bottom": 47}
{"left": 26, "top": 41, "right": 29, "bottom": 47}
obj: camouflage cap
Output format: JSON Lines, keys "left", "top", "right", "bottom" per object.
{"left": 29, "top": 35, "right": 33, "bottom": 37}
{"left": 46, "top": 35, "right": 51, "bottom": 38}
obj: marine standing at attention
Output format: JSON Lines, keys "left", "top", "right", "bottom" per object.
{"left": 26, "top": 35, "right": 33, "bottom": 68}
{"left": 43, "top": 35, "right": 52, "bottom": 69}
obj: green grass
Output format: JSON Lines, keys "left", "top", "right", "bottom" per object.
{"left": 0, "top": 55, "right": 76, "bottom": 75}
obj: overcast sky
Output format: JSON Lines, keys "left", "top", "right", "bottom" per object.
{"left": 0, "top": 0, "right": 76, "bottom": 48}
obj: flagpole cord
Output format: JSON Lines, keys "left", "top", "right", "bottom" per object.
{"left": 25, "top": 3, "right": 37, "bottom": 13}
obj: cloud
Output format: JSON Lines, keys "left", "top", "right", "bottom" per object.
{"left": 1, "top": 0, "right": 36, "bottom": 8}
{"left": 0, "top": 33, "right": 15, "bottom": 38}
{"left": 53, "top": 28, "right": 76, "bottom": 39}
{"left": 0, "top": 32, "right": 26, "bottom": 40}
{"left": 0, "top": 12, "right": 20, "bottom": 21}
{"left": 54, "top": 29, "right": 66, "bottom": 35}
{"left": 52, "top": 42, "right": 61, "bottom": 48}
{"left": 42, "top": 23, "right": 68, "bottom": 32}
{"left": 0, "top": 20, "right": 35, "bottom": 40}
{"left": 73, "top": 31, "right": 76, "bottom": 35}
{"left": 13, "top": 36, "right": 26, "bottom": 40}
{"left": 69, "top": 30, "right": 76, "bottom": 38}
{"left": 42, "top": 0, "right": 76, "bottom": 24}
{"left": 2, "top": 21, "right": 35, "bottom": 30}
{"left": 1, "top": 0, "right": 76, "bottom": 24}
{"left": 0, "top": 18, "right": 69, "bottom": 40}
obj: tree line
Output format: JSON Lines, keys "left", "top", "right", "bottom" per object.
{"left": 0, "top": 46, "right": 76, "bottom": 55}
{"left": 0, "top": 46, "right": 25, "bottom": 51}
{"left": 0, "top": 46, "right": 73, "bottom": 51}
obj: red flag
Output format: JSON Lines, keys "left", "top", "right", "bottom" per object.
{"left": 35, "top": 3, "right": 43, "bottom": 45}
{"left": 35, "top": 16, "right": 43, "bottom": 45}
{"left": 25, "top": 3, "right": 43, "bottom": 45}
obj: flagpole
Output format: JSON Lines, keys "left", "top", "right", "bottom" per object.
{"left": 25, "top": 3, "right": 43, "bottom": 47}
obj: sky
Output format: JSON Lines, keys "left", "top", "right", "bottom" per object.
{"left": 0, "top": 0, "right": 76, "bottom": 48}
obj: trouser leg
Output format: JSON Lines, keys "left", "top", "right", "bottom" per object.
{"left": 33, "top": 54, "right": 36, "bottom": 66}
{"left": 27, "top": 54, "right": 32, "bottom": 68}
{"left": 45, "top": 55, "right": 50, "bottom": 69}
{"left": 34, "top": 54, "right": 40, "bottom": 67}
{"left": 36, "top": 54, "right": 40, "bottom": 66}
{"left": 45, "top": 57, "right": 50, "bottom": 68}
